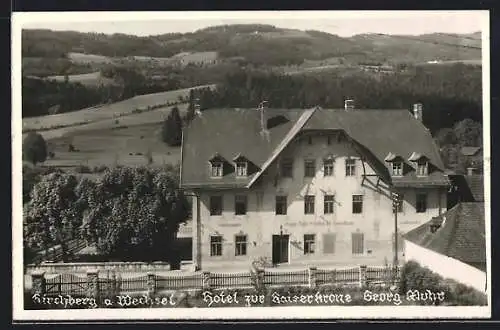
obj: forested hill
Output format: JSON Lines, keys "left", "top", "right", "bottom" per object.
{"left": 22, "top": 24, "right": 481, "bottom": 66}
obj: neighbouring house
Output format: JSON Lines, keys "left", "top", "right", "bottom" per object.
{"left": 403, "top": 202, "right": 486, "bottom": 292}
{"left": 169, "top": 51, "right": 219, "bottom": 67}
{"left": 460, "top": 146, "right": 483, "bottom": 171}
{"left": 180, "top": 101, "right": 450, "bottom": 270}
{"left": 447, "top": 172, "right": 484, "bottom": 209}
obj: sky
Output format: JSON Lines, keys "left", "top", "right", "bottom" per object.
{"left": 15, "top": 11, "right": 487, "bottom": 37}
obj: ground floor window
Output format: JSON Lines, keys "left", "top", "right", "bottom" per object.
{"left": 351, "top": 232, "right": 364, "bottom": 255}
{"left": 235, "top": 235, "right": 247, "bottom": 256}
{"left": 210, "top": 235, "right": 223, "bottom": 256}
{"left": 304, "top": 234, "right": 316, "bottom": 254}
{"left": 323, "top": 233, "right": 336, "bottom": 254}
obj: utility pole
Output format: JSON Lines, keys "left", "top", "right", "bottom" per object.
{"left": 391, "top": 191, "right": 400, "bottom": 284}
{"left": 392, "top": 191, "right": 400, "bottom": 266}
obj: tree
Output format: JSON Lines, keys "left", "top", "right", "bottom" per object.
{"left": 161, "top": 106, "right": 183, "bottom": 147}
{"left": 184, "top": 89, "right": 196, "bottom": 124}
{"left": 78, "top": 166, "right": 190, "bottom": 262}
{"left": 435, "top": 128, "right": 457, "bottom": 147}
{"left": 453, "top": 119, "right": 482, "bottom": 147}
{"left": 24, "top": 172, "right": 82, "bottom": 261}
{"left": 23, "top": 132, "right": 48, "bottom": 166}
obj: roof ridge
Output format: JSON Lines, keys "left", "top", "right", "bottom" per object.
{"left": 246, "top": 107, "right": 319, "bottom": 188}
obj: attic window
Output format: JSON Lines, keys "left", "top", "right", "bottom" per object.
{"left": 416, "top": 160, "right": 428, "bottom": 177}
{"left": 392, "top": 162, "right": 403, "bottom": 176}
{"left": 210, "top": 162, "right": 223, "bottom": 177}
{"left": 236, "top": 161, "right": 248, "bottom": 177}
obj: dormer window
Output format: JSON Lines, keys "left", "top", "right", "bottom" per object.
{"left": 416, "top": 160, "right": 428, "bottom": 177}
{"left": 233, "top": 154, "right": 250, "bottom": 178}
{"left": 211, "top": 162, "right": 223, "bottom": 177}
{"left": 392, "top": 162, "right": 403, "bottom": 176}
{"left": 408, "top": 152, "right": 429, "bottom": 177}
{"left": 236, "top": 161, "right": 248, "bottom": 177}
{"left": 209, "top": 153, "right": 226, "bottom": 178}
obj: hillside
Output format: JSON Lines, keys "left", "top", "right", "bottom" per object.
{"left": 22, "top": 25, "right": 481, "bottom": 69}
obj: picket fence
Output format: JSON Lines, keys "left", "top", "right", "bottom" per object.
{"left": 32, "top": 265, "right": 401, "bottom": 297}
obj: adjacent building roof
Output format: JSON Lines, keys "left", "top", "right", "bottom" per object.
{"left": 448, "top": 174, "right": 484, "bottom": 203}
{"left": 460, "top": 146, "right": 482, "bottom": 156}
{"left": 180, "top": 108, "right": 449, "bottom": 189}
{"left": 404, "top": 202, "right": 486, "bottom": 271}
{"left": 465, "top": 175, "right": 485, "bottom": 202}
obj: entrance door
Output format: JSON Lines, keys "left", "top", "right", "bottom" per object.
{"left": 272, "top": 235, "right": 289, "bottom": 264}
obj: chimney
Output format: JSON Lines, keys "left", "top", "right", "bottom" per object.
{"left": 467, "top": 167, "right": 475, "bottom": 176}
{"left": 413, "top": 103, "right": 423, "bottom": 122}
{"left": 344, "top": 99, "right": 355, "bottom": 111}
{"left": 258, "top": 101, "right": 268, "bottom": 130}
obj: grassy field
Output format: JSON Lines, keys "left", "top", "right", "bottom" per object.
{"left": 44, "top": 122, "right": 181, "bottom": 170}
{"left": 67, "top": 52, "right": 115, "bottom": 64}
{"left": 45, "top": 71, "right": 116, "bottom": 87}
{"left": 22, "top": 84, "right": 215, "bottom": 132}
{"left": 22, "top": 85, "right": 212, "bottom": 170}
{"left": 31, "top": 103, "right": 188, "bottom": 141}
{"left": 418, "top": 59, "right": 482, "bottom": 66}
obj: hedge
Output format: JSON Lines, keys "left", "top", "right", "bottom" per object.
{"left": 399, "top": 260, "right": 487, "bottom": 306}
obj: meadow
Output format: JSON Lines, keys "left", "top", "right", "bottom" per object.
{"left": 67, "top": 52, "right": 115, "bottom": 64}
{"left": 45, "top": 71, "right": 116, "bottom": 87}
{"left": 22, "top": 84, "right": 215, "bottom": 133}
{"left": 44, "top": 122, "right": 181, "bottom": 170}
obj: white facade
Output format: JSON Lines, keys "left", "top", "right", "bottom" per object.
{"left": 191, "top": 132, "right": 447, "bottom": 269}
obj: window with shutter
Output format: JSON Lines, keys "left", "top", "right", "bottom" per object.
{"left": 351, "top": 232, "right": 364, "bottom": 255}
{"left": 323, "top": 233, "right": 336, "bottom": 254}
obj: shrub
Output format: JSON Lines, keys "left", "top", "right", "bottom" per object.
{"left": 74, "top": 165, "right": 92, "bottom": 173}
{"left": 22, "top": 132, "right": 47, "bottom": 165}
{"left": 93, "top": 165, "right": 108, "bottom": 173}
{"left": 399, "top": 261, "right": 487, "bottom": 306}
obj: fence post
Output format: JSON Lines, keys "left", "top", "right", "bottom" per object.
{"left": 257, "top": 269, "right": 265, "bottom": 290}
{"left": 86, "top": 269, "right": 100, "bottom": 300}
{"left": 202, "top": 271, "right": 211, "bottom": 290}
{"left": 147, "top": 272, "right": 156, "bottom": 297}
{"left": 31, "top": 271, "right": 46, "bottom": 295}
{"left": 329, "top": 269, "right": 337, "bottom": 285}
{"left": 308, "top": 267, "right": 317, "bottom": 289}
{"left": 359, "top": 265, "right": 367, "bottom": 288}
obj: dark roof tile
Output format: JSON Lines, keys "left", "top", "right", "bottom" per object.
{"left": 404, "top": 202, "right": 486, "bottom": 270}
{"left": 181, "top": 108, "right": 449, "bottom": 188}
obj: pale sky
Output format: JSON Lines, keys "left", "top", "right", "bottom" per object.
{"left": 15, "top": 11, "right": 487, "bottom": 37}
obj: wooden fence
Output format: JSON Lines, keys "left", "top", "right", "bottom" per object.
{"left": 31, "top": 265, "right": 401, "bottom": 298}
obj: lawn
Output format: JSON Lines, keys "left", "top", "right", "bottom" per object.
{"left": 26, "top": 103, "right": 188, "bottom": 141}
{"left": 44, "top": 122, "right": 181, "bottom": 170}
{"left": 45, "top": 71, "right": 116, "bottom": 87}
{"left": 67, "top": 52, "right": 115, "bottom": 64}
{"left": 22, "top": 84, "right": 215, "bottom": 132}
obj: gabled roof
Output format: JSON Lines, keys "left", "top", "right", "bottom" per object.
{"left": 181, "top": 108, "right": 308, "bottom": 188}
{"left": 404, "top": 202, "right": 486, "bottom": 271}
{"left": 180, "top": 108, "right": 449, "bottom": 189}
{"left": 460, "top": 146, "right": 482, "bottom": 156}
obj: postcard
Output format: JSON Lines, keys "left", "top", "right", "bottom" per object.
{"left": 12, "top": 10, "right": 491, "bottom": 321}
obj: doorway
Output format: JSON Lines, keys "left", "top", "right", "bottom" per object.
{"left": 272, "top": 234, "right": 289, "bottom": 264}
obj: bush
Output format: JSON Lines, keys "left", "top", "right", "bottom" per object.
{"left": 23, "top": 132, "right": 47, "bottom": 165}
{"left": 399, "top": 261, "right": 487, "bottom": 306}
{"left": 74, "top": 165, "right": 92, "bottom": 173}
{"left": 93, "top": 165, "right": 108, "bottom": 173}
